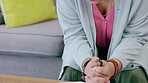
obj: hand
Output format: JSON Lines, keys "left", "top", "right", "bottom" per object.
{"left": 84, "top": 61, "right": 114, "bottom": 83}
{"left": 84, "top": 57, "right": 110, "bottom": 83}
{"left": 84, "top": 57, "right": 117, "bottom": 83}
{"left": 93, "top": 61, "right": 115, "bottom": 78}
{"left": 84, "top": 57, "right": 122, "bottom": 83}
{"left": 85, "top": 75, "right": 110, "bottom": 83}
{"left": 84, "top": 56, "right": 102, "bottom": 78}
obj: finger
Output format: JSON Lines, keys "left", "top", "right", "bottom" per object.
{"left": 90, "top": 61, "right": 100, "bottom": 68}
{"left": 92, "top": 67, "right": 108, "bottom": 77}
{"left": 91, "top": 56, "right": 100, "bottom": 62}
{"left": 90, "top": 61, "right": 108, "bottom": 77}
{"left": 85, "top": 67, "right": 98, "bottom": 78}
{"left": 91, "top": 76, "right": 109, "bottom": 83}
{"left": 97, "top": 60, "right": 107, "bottom": 67}
{"left": 95, "top": 66, "right": 109, "bottom": 76}
{"left": 105, "top": 80, "right": 110, "bottom": 83}
{"left": 107, "top": 80, "right": 110, "bottom": 83}
{"left": 92, "top": 70, "right": 107, "bottom": 77}
{"left": 85, "top": 76, "right": 94, "bottom": 83}
{"left": 101, "top": 60, "right": 107, "bottom": 66}
{"left": 90, "top": 57, "right": 100, "bottom": 68}
{"left": 91, "top": 58, "right": 106, "bottom": 67}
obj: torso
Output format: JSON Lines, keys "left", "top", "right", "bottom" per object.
{"left": 92, "top": 0, "right": 115, "bottom": 59}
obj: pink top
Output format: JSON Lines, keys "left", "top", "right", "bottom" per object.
{"left": 93, "top": 4, "right": 115, "bottom": 48}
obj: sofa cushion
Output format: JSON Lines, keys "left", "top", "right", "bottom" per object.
{"left": 0, "top": 54, "right": 62, "bottom": 79}
{"left": 0, "top": 20, "right": 64, "bottom": 57}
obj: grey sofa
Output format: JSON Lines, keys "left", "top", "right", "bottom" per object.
{"left": 0, "top": 0, "right": 64, "bottom": 80}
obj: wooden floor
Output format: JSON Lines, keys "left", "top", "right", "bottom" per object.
{"left": 0, "top": 74, "right": 65, "bottom": 83}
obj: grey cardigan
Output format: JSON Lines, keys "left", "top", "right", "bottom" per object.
{"left": 57, "top": 0, "right": 148, "bottom": 78}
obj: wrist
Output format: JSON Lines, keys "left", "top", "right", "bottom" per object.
{"left": 81, "top": 58, "right": 91, "bottom": 80}
{"left": 82, "top": 58, "right": 91, "bottom": 70}
{"left": 106, "top": 59, "right": 120, "bottom": 79}
{"left": 108, "top": 62, "right": 115, "bottom": 78}
{"left": 113, "top": 59, "right": 122, "bottom": 70}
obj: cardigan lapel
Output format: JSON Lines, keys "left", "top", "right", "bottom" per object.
{"left": 85, "top": 0, "right": 98, "bottom": 56}
{"left": 78, "top": 0, "right": 96, "bottom": 55}
{"left": 107, "top": 0, "right": 132, "bottom": 58}
{"left": 85, "top": 0, "right": 96, "bottom": 42}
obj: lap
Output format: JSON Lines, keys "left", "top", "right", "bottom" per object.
{"left": 60, "top": 66, "right": 84, "bottom": 81}
{"left": 60, "top": 66, "right": 148, "bottom": 83}
{"left": 116, "top": 67, "right": 148, "bottom": 83}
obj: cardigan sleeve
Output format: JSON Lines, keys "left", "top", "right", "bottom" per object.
{"left": 57, "top": 0, "right": 93, "bottom": 71}
{"left": 110, "top": 0, "right": 148, "bottom": 70}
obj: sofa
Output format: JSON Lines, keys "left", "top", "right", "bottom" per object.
{"left": 0, "top": 0, "right": 64, "bottom": 80}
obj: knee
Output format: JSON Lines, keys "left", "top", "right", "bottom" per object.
{"left": 116, "top": 68, "right": 148, "bottom": 83}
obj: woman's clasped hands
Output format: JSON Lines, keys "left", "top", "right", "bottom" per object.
{"left": 84, "top": 57, "right": 115, "bottom": 83}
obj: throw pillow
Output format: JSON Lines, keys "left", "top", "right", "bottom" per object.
{"left": 0, "top": 0, "right": 57, "bottom": 28}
